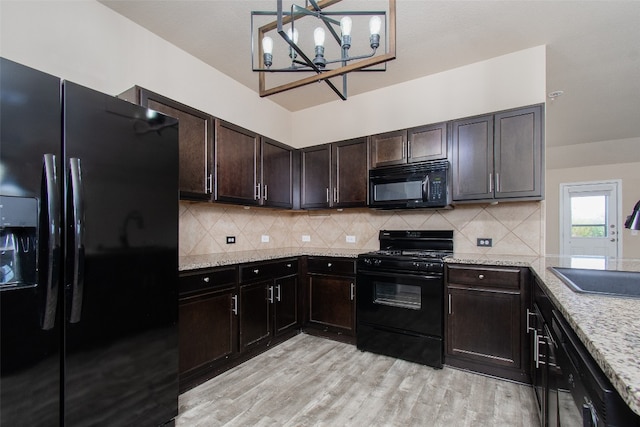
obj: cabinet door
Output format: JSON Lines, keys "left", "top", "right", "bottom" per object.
{"left": 447, "top": 286, "right": 521, "bottom": 369}
{"left": 261, "top": 138, "right": 293, "bottom": 208}
{"left": 308, "top": 275, "right": 355, "bottom": 335}
{"left": 332, "top": 137, "right": 368, "bottom": 208}
{"left": 179, "top": 288, "right": 236, "bottom": 375}
{"left": 451, "top": 115, "right": 494, "bottom": 201}
{"left": 300, "top": 144, "right": 331, "bottom": 209}
{"left": 216, "top": 120, "right": 260, "bottom": 205}
{"left": 369, "top": 129, "right": 406, "bottom": 168}
{"left": 407, "top": 122, "right": 448, "bottom": 163}
{"left": 137, "top": 90, "right": 213, "bottom": 200}
{"left": 494, "top": 105, "right": 543, "bottom": 199}
{"left": 274, "top": 275, "right": 299, "bottom": 336}
{"left": 239, "top": 281, "right": 271, "bottom": 352}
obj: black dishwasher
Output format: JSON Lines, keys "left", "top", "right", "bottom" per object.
{"left": 551, "top": 310, "right": 640, "bottom": 426}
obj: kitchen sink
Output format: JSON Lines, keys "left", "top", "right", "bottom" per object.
{"left": 549, "top": 267, "right": 640, "bottom": 298}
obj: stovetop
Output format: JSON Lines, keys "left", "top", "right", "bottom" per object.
{"left": 357, "top": 230, "right": 454, "bottom": 274}
{"left": 366, "top": 249, "right": 452, "bottom": 260}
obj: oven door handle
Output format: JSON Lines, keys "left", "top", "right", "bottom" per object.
{"left": 357, "top": 269, "right": 443, "bottom": 280}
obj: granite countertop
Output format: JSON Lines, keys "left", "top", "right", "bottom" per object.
{"left": 180, "top": 249, "right": 640, "bottom": 416}
{"left": 447, "top": 253, "right": 640, "bottom": 417}
{"left": 179, "top": 248, "right": 362, "bottom": 271}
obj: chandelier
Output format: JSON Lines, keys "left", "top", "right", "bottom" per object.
{"left": 251, "top": 0, "right": 396, "bottom": 100}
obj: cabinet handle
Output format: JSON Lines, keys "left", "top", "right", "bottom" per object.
{"left": 256, "top": 183, "right": 261, "bottom": 200}
{"left": 407, "top": 139, "right": 412, "bottom": 158}
{"left": 489, "top": 173, "right": 493, "bottom": 193}
{"left": 203, "top": 276, "right": 210, "bottom": 283}
{"left": 402, "top": 141, "right": 406, "bottom": 159}
{"left": 448, "top": 294, "right": 452, "bottom": 315}
{"left": 496, "top": 173, "right": 500, "bottom": 193}
{"left": 207, "top": 174, "right": 213, "bottom": 194}
{"left": 276, "top": 284, "right": 281, "bottom": 302}
{"left": 526, "top": 308, "right": 535, "bottom": 333}
{"left": 334, "top": 187, "right": 338, "bottom": 204}
{"left": 533, "top": 329, "right": 539, "bottom": 368}
{"left": 232, "top": 294, "right": 238, "bottom": 315}
{"left": 326, "top": 187, "right": 330, "bottom": 203}
{"left": 327, "top": 262, "right": 332, "bottom": 268}
{"left": 264, "top": 184, "right": 268, "bottom": 201}
{"left": 478, "top": 274, "right": 485, "bottom": 280}
{"left": 268, "top": 285, "right": 274, "bottom": 303}
{"left": 350, "top": 282, "right": 355, "bottom": 301}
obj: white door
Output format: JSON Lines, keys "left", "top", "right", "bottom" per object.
{"left": 560, "top": 181, "right": 621, "bottom": 258}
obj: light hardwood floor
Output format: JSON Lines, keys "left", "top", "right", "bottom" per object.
{"left": 178, "top": 333, "right": 540, "bottom": 426}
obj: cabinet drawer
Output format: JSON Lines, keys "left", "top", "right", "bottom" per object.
{"left": 307, "top": 257, "right": 355, "bottom": 276}
{"left": 447, "top": 265, "right": 520, "bottom": 290}
{"left": 180, "top": 266, "right": 237, "bottom": 295}
{"left": 240, "top": 258, "right": 298, "bottom": 283}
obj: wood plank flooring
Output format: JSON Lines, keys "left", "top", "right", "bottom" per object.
{"left": 177, "top": 333, "right": 540, "bottom": 426}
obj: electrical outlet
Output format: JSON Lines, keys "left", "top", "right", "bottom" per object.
{"left": 477, "top": 238, "right": 493, "bottom": 247}
{"left": 261, "top": 235, "right": 270, "bottom": 243}
{"left": 302, "top": 235, "right": 311, "bottom": 242}
{"left": 346, "top": 235, "right": 356, "bottom": 243}
{"left": 226, "top": 236, "right": 236, "bottom": 244}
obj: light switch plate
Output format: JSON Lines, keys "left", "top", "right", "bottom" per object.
{"left": 302, "top": 235, "right": 311, "bottom": 242}
{"left": 261, "top": 235, "right": 270, "bottom": 243}
{"left": 226, "top": 236, "right": 236, "bottom": 244}
{"left": 346, "top": 235, "right": 356, "bottom": 243}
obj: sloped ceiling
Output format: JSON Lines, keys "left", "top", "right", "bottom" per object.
{"left": 99, "top": 0, "right": 640, "bottom": 149}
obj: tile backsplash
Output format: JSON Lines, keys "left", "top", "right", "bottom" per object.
{"left": 179, "top": 201, "right": 545, "bottom": 257}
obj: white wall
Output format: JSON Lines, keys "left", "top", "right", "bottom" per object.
{"left": 291, "top": 46, "right": 546, "bottom": 147}
{"left": 0, "top": 0, "right": 292, "bottom": 144}
{"left": 545, "top": 138, "right": 640, "bottom": 259}
{"left": 0, "top": 1, "right": 546, "bottom": 149}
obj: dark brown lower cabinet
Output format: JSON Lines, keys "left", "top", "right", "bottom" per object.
{"left": 239, "top": 280, "right": 272, "bottom": 352}
{"left": 178, "top": 266, "right": 237, "bottom": 392}
{"left": 305, "top": 257, "right": 356, "bottom": 342}
{"left": 179, "top": 259, "right": 300, "bottom": 392}
{"left": 445, "top": 264, "right": 530, "bottom": 383}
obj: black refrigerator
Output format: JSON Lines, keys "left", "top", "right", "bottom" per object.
{"left": 0, "top": 58, "right": 179, "bottom": 426}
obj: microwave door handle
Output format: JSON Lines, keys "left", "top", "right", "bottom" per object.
{"left": 423, "top": 175, "right": 430, "bottom": 200}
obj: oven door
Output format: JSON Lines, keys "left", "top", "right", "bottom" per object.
{"left": 356, "top": 269, "right": 443, "bottom": 337}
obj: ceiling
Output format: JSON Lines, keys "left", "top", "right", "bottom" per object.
{"left": 98, "top": 0, "right": 640, "bottom": 148}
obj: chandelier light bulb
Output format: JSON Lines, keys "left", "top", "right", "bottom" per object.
{"left": 340, "top": 17, "right": 352, "bottom": 37}
{"left": 262, "top": 36, "right": 273, "bottom": 68}
{"left": 262, "top": 36, "right": 273, "bottom": 55}
{"left": 314, "top": 27, "right": 325, "bottom": 47}
{"left": 369, "top": 16, "right": 382, "bottom": 36}
{"left": 287, "top": 27, "right": 299, "bottom": 44}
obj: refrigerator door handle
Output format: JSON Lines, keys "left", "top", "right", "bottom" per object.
{"left": 42, "top": 154, "right": 60, "bottom": 330}
{"left": 69, "top": 157, "right": 85, "bottom": 324}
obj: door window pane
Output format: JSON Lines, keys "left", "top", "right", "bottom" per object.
{"left": 571, "top": 195, "right": 606, "bottom": 238}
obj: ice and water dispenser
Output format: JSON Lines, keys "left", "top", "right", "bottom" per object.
{"left": 0, "top": 196, "right": 38, "bottom": 288}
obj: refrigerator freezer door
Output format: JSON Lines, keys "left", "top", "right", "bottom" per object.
{"left": 0, "top": 58, "right": 62, "bottom": 426}
{"left": 62, "top": 81, "right": 179, "bottom": 425}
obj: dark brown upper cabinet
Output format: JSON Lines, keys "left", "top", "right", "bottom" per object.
{"left": 261, "top": 137, "right": 294, "bottom": 209}
{"left": 215, "top": 119, "right": 260, "bottom": 205}
{"left": 369, "top": 122, "right": 448, "bottom": 168}
{"left": 332, "top": 137, "right": 368, "bottom": 208}
{"left": 119, "top": 86, "right": 214, "bottom": 200}
{"left": 300, "top": 137, "right": 368, "bottom": 209}
{"left": 215, "top": 120, "right": 293, "bottom": 209}
{"left": 451, "top": 105, "right": 544, "bottom": 202}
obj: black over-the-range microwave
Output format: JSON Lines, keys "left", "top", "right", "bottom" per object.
{"left": 369, "top": 160, "right": 451, "bottom": 209}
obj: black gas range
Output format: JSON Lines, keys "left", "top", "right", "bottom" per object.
{"left": 356, "top": 230, "right": 453, "bottom": 368}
